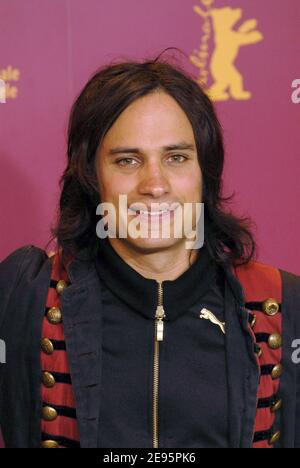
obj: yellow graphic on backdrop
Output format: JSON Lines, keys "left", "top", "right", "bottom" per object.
{"left": 0, "top": 65, "right": 20, "bottom": 100}
{"left": 190, "top": 0, "right": 263, "bottom": 101}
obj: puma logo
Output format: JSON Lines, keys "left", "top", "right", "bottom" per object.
{"left": 199, "top": 308, "right": 226, "bottom": 334}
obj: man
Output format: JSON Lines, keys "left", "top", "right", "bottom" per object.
{"left": 0, "top": 57, "right": 300, "bottom": 449}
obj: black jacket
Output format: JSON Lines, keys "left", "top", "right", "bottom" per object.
{"left": 0, "top": 244, "right": 300, "bottom": 448}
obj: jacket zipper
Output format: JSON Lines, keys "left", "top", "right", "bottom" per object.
{"left": 153, "top": 280, "right": 166, "bottom": 448}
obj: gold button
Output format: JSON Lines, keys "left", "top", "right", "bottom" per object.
{"left": 41, "top": 440, "right": 59, "bottom": 449}
{"left": 262, "top": 298, "right": 279, "bottom": 316}
{"left": 47, "top": 307, "right": 62, "bottom": 325}
{"left": 256, "top": 345, "right": 263, "bottom": 358}
{"left": 42, "top": 406, "right": 58, "bottom": 421}
{"left": 271, "top": 363, "right": 283, "bottom": 380}
{"left": 268, "top": 333, "right": 282, "bottom": 350}
{"left": 250, "top": 314, "right": 257, "bottom": 328}
{"left": 42, "top": 371, "right": 56, "bottom": 388}
{"left": 56, "top": 280, "right": 67, "bottom": 295}
{"left": 41, "top": 338, "right": 54, "bottom": 355}
{"left": 271, "top": 399, "right": 282, "bottom": 413}
{"left": 269, "top": 431, "right": 280, "bottom": 445}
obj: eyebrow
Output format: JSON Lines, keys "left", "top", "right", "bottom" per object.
{"left": 108, "top": 142, "right": 196, "bottom": 156}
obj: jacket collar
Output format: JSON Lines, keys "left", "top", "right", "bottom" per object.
{"left": 94, "top": 238, "right": 220, "bottom": 320}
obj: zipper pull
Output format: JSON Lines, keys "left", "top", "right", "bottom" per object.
{"left": 155, "top": 305, "right": 165, "bottom": 342}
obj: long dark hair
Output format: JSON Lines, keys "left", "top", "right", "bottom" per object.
{"left": 50, "top": 52, "right": 256, "bottom": 267}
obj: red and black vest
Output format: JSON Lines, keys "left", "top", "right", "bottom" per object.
{"left": 40, "top": 251, "right": 282, "bottom": 449}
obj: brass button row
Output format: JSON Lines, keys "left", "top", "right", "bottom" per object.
{"left": 41, "top": 279, "right": 67, "bottom": 448}
{"left": 260, "top": 299, "right": 281, "bottom": 448}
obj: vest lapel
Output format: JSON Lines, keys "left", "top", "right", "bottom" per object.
{"left": 61, "top": 256, "right": 103, "bottom": 448}
{"left": 223, "top": 267, "right": 260, "bottom": 448}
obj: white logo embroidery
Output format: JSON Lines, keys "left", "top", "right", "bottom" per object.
{"left": 199, "top": 308, "right": 226, "bottom": 335}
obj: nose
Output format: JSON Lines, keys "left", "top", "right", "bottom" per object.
{"left": 137, "top": 162, "right": 171, "bottom": 199}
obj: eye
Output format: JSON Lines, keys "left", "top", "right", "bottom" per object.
{"left": 167, "top": 154, "right": 188, "bottom": 163}
{"left": 115, "top": 157, "right": 139, "bottom": 167}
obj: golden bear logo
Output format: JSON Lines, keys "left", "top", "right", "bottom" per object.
{"left": 190, "top": 0, "right": 263, "bottom": 101}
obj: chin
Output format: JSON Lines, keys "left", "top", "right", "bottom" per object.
{"left": 125, "top": 235, "right": 182, "bottom": 253}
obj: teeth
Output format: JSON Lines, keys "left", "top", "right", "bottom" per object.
{"left": 139, "top": 210, "right": 169, "bottom": 216}
{"left": 128, "top": 206, "right": 180, "bottom": 216}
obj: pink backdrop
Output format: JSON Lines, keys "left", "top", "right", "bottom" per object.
{"left": 0, "top": 0, "right": 299, "bottom": 274}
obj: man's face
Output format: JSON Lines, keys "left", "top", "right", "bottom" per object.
{"left": 96, "top": 90, "right": 203, "bottom": 252}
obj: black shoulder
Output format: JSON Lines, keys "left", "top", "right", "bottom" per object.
{"left": 0, "top": 244, "right": 48, "bottom": 280}
{"left": 280, "top": 269, "right": 300, "bottom": 296}
{"left": 280, "top": 269, "right": 300, "bottom": 332}
{"left": 0, "top": 245, "right": 48, "bottom": 322}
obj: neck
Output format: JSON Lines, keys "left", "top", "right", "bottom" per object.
{"left": 107, "top": 238, "right": 199, "bottom": 281}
